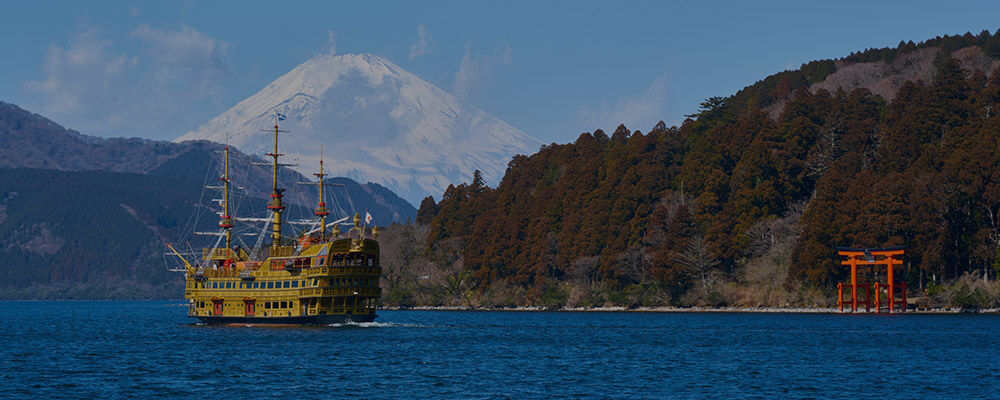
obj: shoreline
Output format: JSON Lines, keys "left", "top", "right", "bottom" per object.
{"left": 380, "top": 305, "right": 1000, "bottom": 314}
{"left": 3, "top": 300, "right": 998, "bottom": 314}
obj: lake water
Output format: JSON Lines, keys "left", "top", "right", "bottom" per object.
{"left": 2, "top": 301, "right": 998, "bottom": 399}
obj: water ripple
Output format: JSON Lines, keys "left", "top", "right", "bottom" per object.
{"left": 2, "top": 302, "right": 1000, "bottom": 399}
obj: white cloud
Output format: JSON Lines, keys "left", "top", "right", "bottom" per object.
{"left": 131, "top": 23, "right": 230, "bottom": 98}
{"left": 408, "top": 24, "right": 434, "bottom": 61}
{"left": 25, "top": 28, "right": 136, "bottom": 120}
{"left": 452, "top": 40, "right": 513, "bottom": 103}
{"left": 577, "top": 74, "right": 669, "bottom": 133}
{"left": 24, "top": 24, "right": 231, "bottom": 139}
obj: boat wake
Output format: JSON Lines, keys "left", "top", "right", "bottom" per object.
{"left": 327, "top": 321, "right": 429, "bottom": 328}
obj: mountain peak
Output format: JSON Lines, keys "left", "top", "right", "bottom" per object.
{"left": 176, "top": 53, "right": 540, "bottom": 204}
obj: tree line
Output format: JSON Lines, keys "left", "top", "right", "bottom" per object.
{"left": 397, "top": 49, "right": 1000, "bottom": 308}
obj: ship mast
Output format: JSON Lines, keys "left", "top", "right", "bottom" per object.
{"left": 219, "top": 143, "right": 234, "bottom": 251}
{"left": 264, "top": 111, "right": 290, "bottom": 250}
{"left": 315, "top": 153, "right": 329, "bottom": 236}
{"left": 297, "top": 145, "right": 344, "bottom": 239}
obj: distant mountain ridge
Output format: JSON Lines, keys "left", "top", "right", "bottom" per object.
{"left": 0, "top": 101, "right": 191, "bottom": 173}
{"left": 176, "top": 52, "right": 542, "bottom": 204}
{"left": 0, "top": 101, "right": 415, "bottom": 225}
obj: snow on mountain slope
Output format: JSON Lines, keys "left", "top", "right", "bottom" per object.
{"left": 175, "top": 53, "right": 541, "bottom": 205}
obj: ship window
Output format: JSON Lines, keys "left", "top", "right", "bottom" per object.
{"left": 292, "top": 281, "right": 299, "bottom": 288}
{"left": 283, "top": 281, "right": 290, "bottom": 289}
{"left": 281, "top": 301, "right": 287, "bottom": 308}
{"left": 267, "top": 282, "right": 274, "bottom": 289}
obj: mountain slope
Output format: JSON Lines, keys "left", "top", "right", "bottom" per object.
{"left": 0, "top": 101, "right": 190, "bottom": 173}
{"left": 0, "top": 167, "right": 205, "bottom": 299}
{"left": 176, "top": 52, "right": 542, "bottom": 204}
{"left": 0, "top": 101, "right": 415, "bottom": 225}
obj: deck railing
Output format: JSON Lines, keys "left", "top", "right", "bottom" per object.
{"left": 299, "top": 287, "right": 382, "bottom": 298}
{"left": 304, "top": 266, "right": 381, "bottom": 276}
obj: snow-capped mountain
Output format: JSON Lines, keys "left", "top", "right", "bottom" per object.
{"left": 175, "top": 52, "right": 541, "bottom": 205}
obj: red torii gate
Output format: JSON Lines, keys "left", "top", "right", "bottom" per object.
{"left": 836, "top": 246, "right": 907, "bottom": 313}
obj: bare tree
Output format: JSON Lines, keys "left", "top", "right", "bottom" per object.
{"left": 619, "top": 245, "right": 649, "bottom": 284}
{"left": 379, "top": 224, "right": 422, "bottom": 290}
{"left": 679, "top": 234, "right": 720, "bottom": 295}
{"left": 569, "top": 255, "right": 601, "bottom": 286}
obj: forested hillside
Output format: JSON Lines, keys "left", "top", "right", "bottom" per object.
{"left": 0, "top": 168, "right": 208, "bottom": 298}
{"left": 401, "top": 32, "right": 1000, "bottom": 308}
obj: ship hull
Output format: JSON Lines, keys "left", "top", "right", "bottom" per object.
{"left": 193, "top": 313, "right": 376, "bottom": 325}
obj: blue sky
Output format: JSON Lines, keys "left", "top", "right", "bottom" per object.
{"left": 2, "top": 1, "right": 1000, "bottom": 144}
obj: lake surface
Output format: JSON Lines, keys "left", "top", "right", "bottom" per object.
{"left": 2, "top": 301, "right": 998, "bottom": 399}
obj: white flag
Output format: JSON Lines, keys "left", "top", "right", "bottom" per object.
{"left": 365, "top": 211, "right": 373, "bottom": 224}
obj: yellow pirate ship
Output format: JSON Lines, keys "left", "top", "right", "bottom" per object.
{"left": 167, "top": 113, "right": 381, "bottom": 324}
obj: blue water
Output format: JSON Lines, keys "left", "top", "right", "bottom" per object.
{"left": 2, "top": 302, "right": 999, "bottom": 399}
